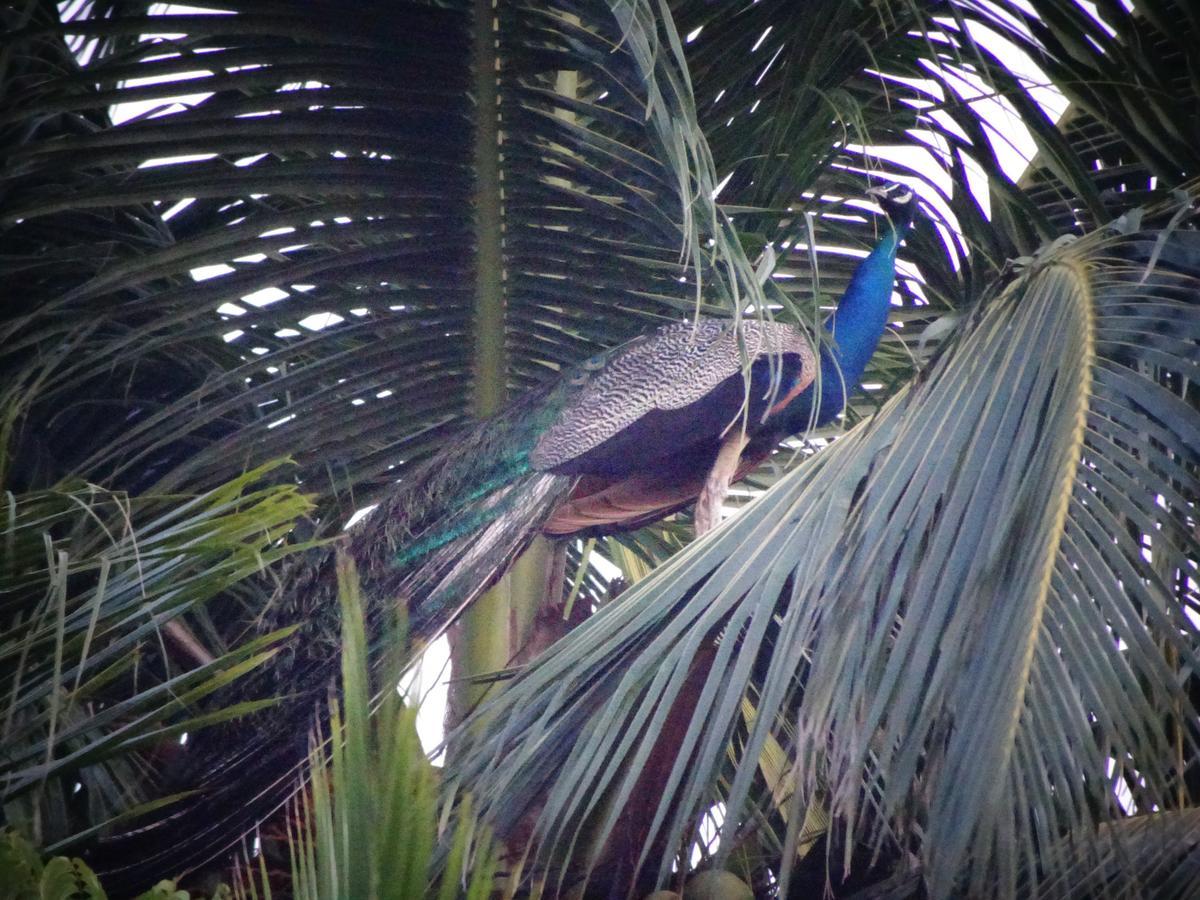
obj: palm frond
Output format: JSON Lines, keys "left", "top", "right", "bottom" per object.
{"left": 848, "top": 810, "right": 1200, "bottom": 900}
{"left": 276, "top": 551, "right": 500, "bottom": 900}
{"left": 1, "top": 0, "right": 777, "bottom": 517}
{"left": 443, "top": 193, "right": 1200, "bottom": 898}
{"left": 672, "top": 0, "right": 1200, "bottom": 445}
{"left": 1, "top": 460, "right": 313, "bottom": 849}
{"left": 3, "top": 0, "right": 790, "bottom": 877}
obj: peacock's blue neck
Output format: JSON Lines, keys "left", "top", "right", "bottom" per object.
{"left": 776, "top": 220, "right": 911, "bottom": 433}
{"left": 825, "top": 224, "right": 906, "bottom": 387}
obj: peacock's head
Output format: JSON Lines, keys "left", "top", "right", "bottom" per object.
{"left": 866, "top": 182, "right": 918, "bottom": 233}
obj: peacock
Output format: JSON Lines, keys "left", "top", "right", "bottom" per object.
{"left": 346, "top": 183, "right": 916, "bottom": 636}
{"left": 90, "top": 184, "right": 917, "bottom": 890}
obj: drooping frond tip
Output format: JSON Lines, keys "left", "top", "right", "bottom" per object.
{"left": 441, "top": 190, "right": 1200, "bottom": 899}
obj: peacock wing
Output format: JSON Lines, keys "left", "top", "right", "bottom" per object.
{"left": 541, "top": 437, "right": 774, "bottom": 535}
{"left": 530, "top": 319, "right": 814, "bottom": 478}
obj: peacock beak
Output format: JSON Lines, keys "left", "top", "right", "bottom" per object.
{"left": 866, "top": 183, "right": 916, "bottom": 230}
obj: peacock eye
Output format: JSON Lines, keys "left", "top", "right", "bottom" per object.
{"left": 582, "top": 355, "right": 606, "bottom": 371}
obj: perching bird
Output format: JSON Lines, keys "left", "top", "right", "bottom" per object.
{"left": 92, "top": 184, "right": 917, "bottom": 891}
{"left": 348, "top": 182, "right": 917, "bottom": 641}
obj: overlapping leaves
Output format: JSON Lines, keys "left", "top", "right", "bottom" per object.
{"left": 445, "top": 199, "right": 1200, "bottom": 898}
{"left": 1, "top": 0, "right": 777, "bottom": 517}
{"left": 5, "top": 1, "right": 1200, "bottom": 895}
{"left": 0, "top": 460, "right": 313, "bottom": 850}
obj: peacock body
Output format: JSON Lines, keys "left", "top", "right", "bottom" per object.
{"left": 356, "top": 182, "right": 917, "bottom": 660}
{"left": 352, "top": 317, "right": 815, "bottom": 637}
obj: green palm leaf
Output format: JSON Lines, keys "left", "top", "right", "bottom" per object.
{"left": 847, "top": 809, "right": 1200, "bottom": 900}
{"left": 3, "top": 0, "right": 787, "bottom": 880}
{"left": 279, "top": 551, "right": 500, "bottom": 900}
{"left": 4, "top": 1, "right": 1199, "bottom": 894}
{"left": 1, "top": 460, "right": 313, "bottom": 849}
{"left": 443, "top": 195, "right": 1200, "bottom": 898}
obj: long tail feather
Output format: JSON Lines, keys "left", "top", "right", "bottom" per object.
{"left": 352, "top": 395, "right": 575, "bottom": 644}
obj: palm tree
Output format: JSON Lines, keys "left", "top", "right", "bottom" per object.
{"left": 2, "top": 0, "right": 1197, "bottom": 897}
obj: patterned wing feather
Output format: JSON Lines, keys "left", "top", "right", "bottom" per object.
{"left": 531, "top": 320, "right": 814, "bottom": 476}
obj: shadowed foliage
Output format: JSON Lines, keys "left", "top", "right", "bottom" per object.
{"left": 2, "top": 1, "right": 1199, "bottom": 898}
